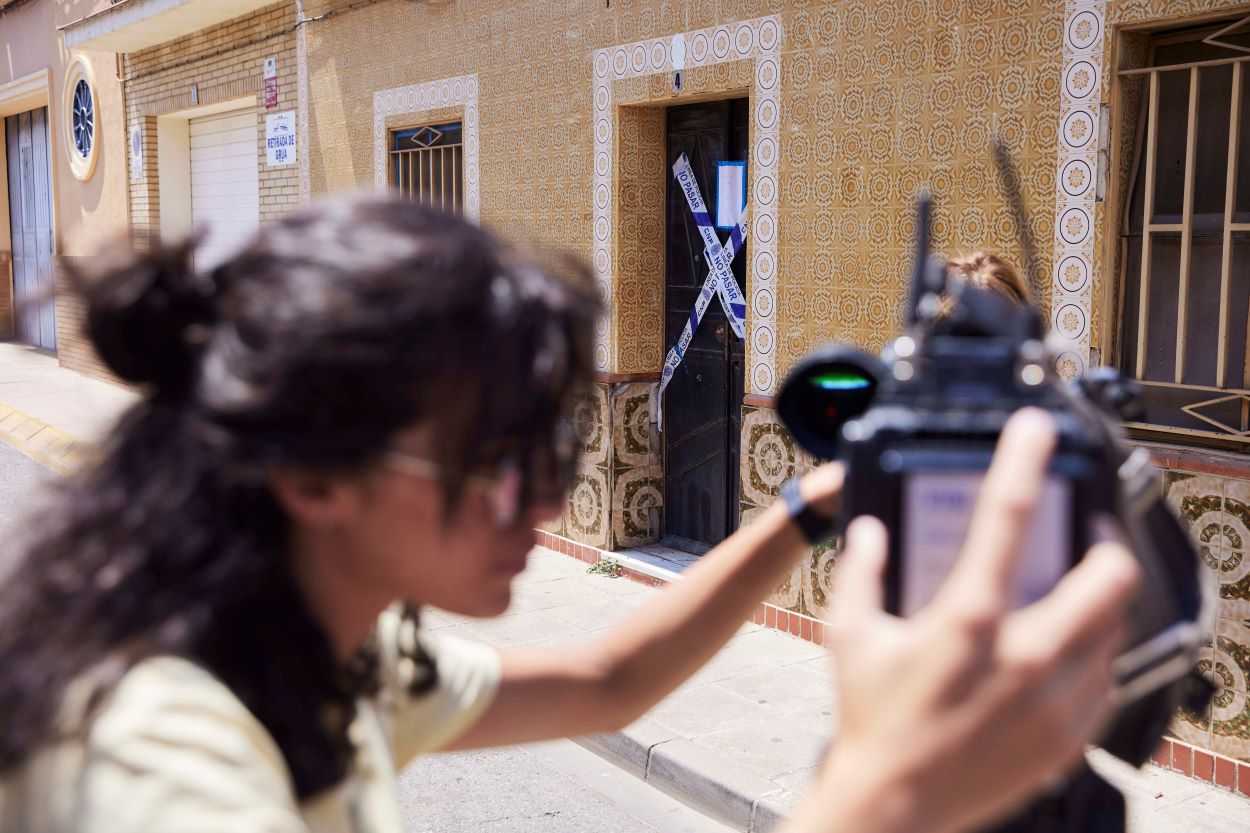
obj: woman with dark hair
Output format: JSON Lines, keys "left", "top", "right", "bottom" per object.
{"left": 0, "top": 196, "right": 1137, "bottom": 833}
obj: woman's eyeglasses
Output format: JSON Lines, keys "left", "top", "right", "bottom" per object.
{"left": 381, "top": 450, "right": 566, "bottom": 528}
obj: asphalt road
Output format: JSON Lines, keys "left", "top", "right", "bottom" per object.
{"left": 399, "top": 740, "right": 731, "bottom": 833}
{"left": 0, "top": 441, "right": 54, "bottom": 575}
{"left": 0, "top": 445, "right": 729, "bottom": 833}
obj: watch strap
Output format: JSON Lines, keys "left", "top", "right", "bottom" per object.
{"left": 781, "top": 476, "right": 835, "bottom": 546}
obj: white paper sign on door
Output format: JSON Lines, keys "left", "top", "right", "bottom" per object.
{"left": 715, "top": 161, "right": 746, "bottom": 230}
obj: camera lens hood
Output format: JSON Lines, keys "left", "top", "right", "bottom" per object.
{"left": 777, "top": 346, "right": 886, "bottom": 461}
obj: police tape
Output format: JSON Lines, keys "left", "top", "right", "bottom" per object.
{"left": 656, "top": 212, "right": 749, "bottom": 431}
{"left": 671, "top": 153, "right": 748, "bottom": 338}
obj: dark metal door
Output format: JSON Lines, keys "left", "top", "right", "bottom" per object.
{"left": 663, "top": 99, "right": 748, "bottom": 551}
{"left": 6, "top": 108, "right": 56, "bottom": 351}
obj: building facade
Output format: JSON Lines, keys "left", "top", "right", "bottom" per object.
{"left": 46, "top": 0, "right": 1250, "bottom": 773}
{"left": 0, "top": 0, "right": 129, "bottom": 376}
{"left": 62, "top": 0, "right": 302, "bottom": 299}
{"left": 297, "top": 0, "right": 1250, "bottom": 766}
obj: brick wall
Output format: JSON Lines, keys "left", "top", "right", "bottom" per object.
{"left": 0, "top": 252, "right": 12, "bottom": 340}
{"left": 51, "top": 3, "right": 301, "bottom": 380}
{"left": 54, "top": 257, "right": 116, "bottom": 382}
{"left": 122, "top": 2, "right": 299, "bottom": 239}
{"left": 129, "top": 115, "right": 160, "bottom": 241}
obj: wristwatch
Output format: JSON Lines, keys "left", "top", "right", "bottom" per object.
{"left": 781, "top": 476, "right": 836, "bottom": 546}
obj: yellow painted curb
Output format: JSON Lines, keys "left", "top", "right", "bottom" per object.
{"left": 0, "top": 403, "right": 94, "bottom": 477}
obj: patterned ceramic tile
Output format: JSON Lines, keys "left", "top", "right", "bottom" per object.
{"left": 801, "top": 538, "right": 840, "bottom": 621}
{"left": 611, "top": 382, "right": 661, "bottom": 469}
{"left": 1222, "top": 480, "right": 1250, "bottom": 603}
{"left": 1212, "top": 613, "right": 1250, "bottom": 760}
{"left": 538, "top": 513, "right": 565, "bottom": 537}
{"left": 611, "top": 465, "right": 664, "bottom": 548}
{"left": 565, "top": 466, "right": 609, "bottom": 550}
{"left": 573, "top": 383, "right": 609, "bottom": 468}
{"left": 1171, "top": 641, "right": 1215, "bottom": 749}
{"left": 1163, "top": 470, "right": 1250, "bottom": 761}
{"left": 740, "top": 407, "right": 797, "bottom": 505}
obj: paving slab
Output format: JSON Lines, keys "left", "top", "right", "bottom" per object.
{"left": 0, "top": 343, "right": 135, "bottom": 443}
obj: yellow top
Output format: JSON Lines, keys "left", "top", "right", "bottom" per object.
{"left": 0, "top": 607, "right": 501, "bottom": 833}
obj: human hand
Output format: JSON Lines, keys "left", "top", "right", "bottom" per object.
{"left": 788, "top": 408, "right": 1141, "bottom": 833}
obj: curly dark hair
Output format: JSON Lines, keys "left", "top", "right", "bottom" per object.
{"left": 0, "top": 196, "right": 596, "bottom": 798}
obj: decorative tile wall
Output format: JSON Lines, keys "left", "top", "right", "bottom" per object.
{"left": 1165, "top": 471, "right": 1250, "bottom": 763}
{"left": 304, "top": 0, "right": 1250, "bottom": 769}
{"left": 594, "top": 16, "right": 783, "bottom": 395}
{"left": 610, "top": 382, "right": 664, "bottom": 548}
{"left": 741, "top": 406, "right": 837, "bottom": 618}
{"left": 776, "top": 0, "right": 1065, "bottom": 364}
{"left": 612, "top": 104, "right": 667, "bottom": 375}
{"left": 372, "top": 75, "right": 479, "bottom": 220}
{"left": 560, "top": 380, "right": 664, "bottom": 551}
{"left": 1049, "top": 1, "right": 1105, "bottom": 380}
{"left": 565, "top": 382, "right": 610, "bottom": 549}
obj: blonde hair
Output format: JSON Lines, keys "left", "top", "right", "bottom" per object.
{"left": 944, "top": 251, "right": 1030, "bottom": 307}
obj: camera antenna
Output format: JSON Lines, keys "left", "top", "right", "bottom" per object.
{"left": 907, "top": 189, "right": 946, "bottom": 326}
{"left": 992, "top": 137, "right": 1045, "bottom": 303}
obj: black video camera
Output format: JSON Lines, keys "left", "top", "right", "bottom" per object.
{"left": 778, "top": 190, "right": 1213, "bottom": 831}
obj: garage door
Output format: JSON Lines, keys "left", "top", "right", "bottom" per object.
{"left": 5, "top": 108, "right": 56, "bottom": 350}
{"left": 190, "top": 109, "right": 259, "bottom": 271}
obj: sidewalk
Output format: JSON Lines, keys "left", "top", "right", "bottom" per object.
{"left": 2, "top": 342, "right": 1248, "bottom": 832}
{"left": 0, "top": 343, "right": 135, "bottom": 474}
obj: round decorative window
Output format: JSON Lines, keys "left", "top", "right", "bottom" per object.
{"left": 72, "top": 79, "right": 94, "bottom": 159}
{"left": 62, "top": 59, "right": 99, "bottom": 181}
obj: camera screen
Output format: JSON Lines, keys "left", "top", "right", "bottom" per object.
{"left": 901, "top": 471, "right": 1072, "bottom": 616}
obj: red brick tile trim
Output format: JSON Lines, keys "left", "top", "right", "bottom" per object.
{"left": 535, "top": 532, "right": 831, "bottom": 645}
{"left": 743, "top": 393, "right": 777, "bottom": 409}
{"left": 1143, "top": 442, "right": 1250, "bottom": 481}
{"left": 1149, "top": 737, "right": 1250, "bottom": 799}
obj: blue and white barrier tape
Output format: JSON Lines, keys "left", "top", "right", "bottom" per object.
{"left": 656, "top": 211, "right": 749, "bottom": 431}
{"left": 672, "top": 153, "right": 748, "bottom": 338}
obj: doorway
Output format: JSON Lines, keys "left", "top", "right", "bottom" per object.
{"left": 5, "top": 107, "right": 56, "bottom": 351}
{"left": 189, "top": 108, "right": 260, "bottom": 270}
{"left": 662, "top": 98, "right": 748, "bottom": 552}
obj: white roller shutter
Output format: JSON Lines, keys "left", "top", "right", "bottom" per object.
{"left": 190, "top": 109, "right": 259, "bottom": 271}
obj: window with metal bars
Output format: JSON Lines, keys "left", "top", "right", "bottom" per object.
{"left": 390, "top": 122, "right": 463, "bottom": 213}
{"left": 1117, "top": 18, "right": 1250, "bottom": 451}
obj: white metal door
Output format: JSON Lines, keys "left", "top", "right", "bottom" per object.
{"left": 6, "top": 108, "right": 56, "bottom": 350}
{"left": 190, "top": 109, "right": 259, "bottom": 271}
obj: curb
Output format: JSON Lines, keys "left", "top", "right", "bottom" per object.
{"left": 575, "top": 720, "right": 796, "bottom": 833}
{"left": 0, "top": 401, "right": 94, "bottom": 475}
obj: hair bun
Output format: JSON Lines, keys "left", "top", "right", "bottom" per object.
{"left": 69, "top": 236, "right": 217, "bottom": 397}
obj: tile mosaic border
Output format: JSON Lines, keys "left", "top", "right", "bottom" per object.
{"left": 297, "top": 12, "right": 310, "bottom": 204}
{"left": 1050, "top": 0, "right": 1106, "bottom": 380}
{"left": 372, "top": 74, "right": 479, "bottom": 221}
{"left": 592, "top": 17, "right": 782, "bottom": 394}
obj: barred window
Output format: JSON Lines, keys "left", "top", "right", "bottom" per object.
{"left": 391, "top": 122, "right": 463, "bottom": 212}
{"left": 1117, "top": 19, "right": 1250, "bottom": 450}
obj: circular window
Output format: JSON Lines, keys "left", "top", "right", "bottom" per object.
{"left": 72, "top": 79, "right": 94, "bottom": 158}
{"left": 62, "top": 59, "right": 99, "bottom": 181}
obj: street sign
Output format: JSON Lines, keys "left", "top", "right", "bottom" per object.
{"left": 265, "top": 110, "right": 297, "bottom": 166}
